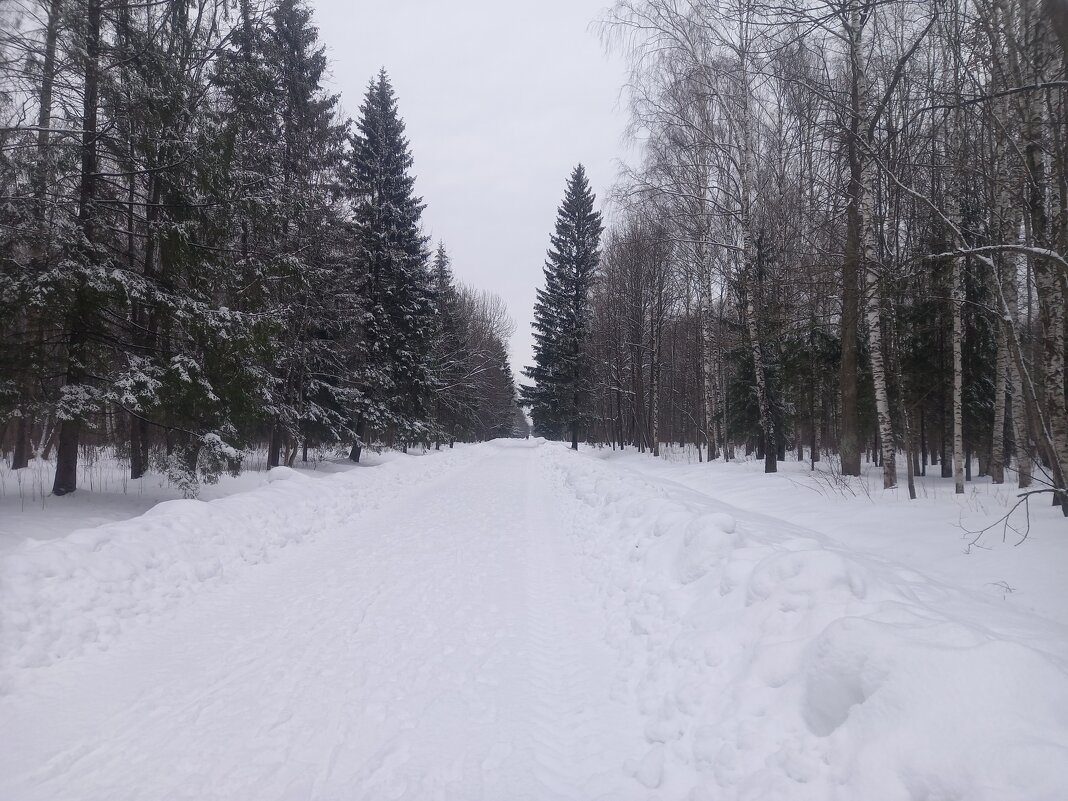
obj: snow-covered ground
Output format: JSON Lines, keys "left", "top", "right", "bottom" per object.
{"left": 0, "top": 448, "right": 359, "bottom": 556}
{"left": 1, "top": 440, "right": 1066, "bottom": 800}
{"left": 609, "top": 446, "right": 1068, "bottom": 625}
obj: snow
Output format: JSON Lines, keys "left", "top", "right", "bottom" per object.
{"left": 0, "top": 449, "right": 457, "bottom": 683}
{"left": 610, "top": 447, "right": 1068, "bottom": 625}
{"left": 0, "top": 449, "right": 359, "bottom": 556}
{"left": 2, "top": 440, "right": 1067, "bottom": 799}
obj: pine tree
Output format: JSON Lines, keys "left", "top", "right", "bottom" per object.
{"left": 428, "top": 243, "right": 471, "bottom": 445}
{"left": 522, "top": 165, "right": 603, "bottom": 449}
{"left": 259, "top": 0, "right": 348, "bottom": 467}
{"left": 0, "top": 1, "right": 522, "bottom": 493}
{"left": 344, "top": 70, "right": 434, "bottom": 461}
{"left": 110, "top": 0, "right": 268, "bottom": 489}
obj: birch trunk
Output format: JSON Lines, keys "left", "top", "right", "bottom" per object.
{"left": 699, "top": 254, "right": 718, "bottom": 462}
{"left": 736, "top": 28, "right": 774, "bottom": 473}
{"left": 1021, "top": 50, "right": 1068, "bottom": 508}
{"left": 865, "top": 259, "right": 896, "bottom": 486}
{"left": 1033, "top": 259, "right": 1068, "bottom": 507}
{"left": 745, "top": 288, "right": 775, "bottom": 474}
{"left": 989, "top": 261, "right": 1010, "bottom": 484}
{"left": 989, "top": 94, "right": 1017, "bottom": 484}
{"left": 951, "top": 254, "right": 965, "bottom": 495}
{"left": 1009, "top": 352, "right": 1033, "bottom": 489}
{"left": 838, "top": 5, "right": 867, "bottom": 477}
{"left": 650, "top": 279, "right": 662, "bottom": 458}
{"left": 893, "top": 324, "right": 917, "bottom": 500}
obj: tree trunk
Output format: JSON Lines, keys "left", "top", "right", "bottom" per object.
{"left": 11, "top": 416, "right": 30, "bottom": 470}
{"left": 1007, "top": 275, "right": 1032, "bottom": 488}
{"left": 990, "top": 293, "right": 1010, "bottom": 485}
{"left": 700, "top": 270, "right": 718, "bottom": 462}
{"left": 1033, "top": 256, "right": 1068, "bottom": 507}
{"left": 866, "top": 262, "right": 896, "bottom": 488}
{"left": 14, "top": 0, "right": 64, "bottom": 474}
{"left": 747, "top": 290, "right": 776, "bottom": 475}
{"left": 1047, "top": 0, "right": 1068, "bottom": 66}
{"left": 940, "top": 324, "right": 954, "bottom": 479}
{"left": 267, "top": 422, "right": 283, "bottom": 468}
{"left": 52, "top": 0, "right": 101, "bottom": 497}
{"left": 650, "top": 285, "right": 662, "bottom": 458}
{"left": 736, "top": 41, "right": 774, "bottom": 475}
{"left": 1019, "top": 46, "right": 1068, "bottom": 507}
{"left": 951, "top": 254, "right": 965, "bottom": 495}
{"left": 130, "top": 415, "right": 149, "bottom": 480}
{"left": 52, "top": 419, "right": 80, "bottom": 496}
{"left": 838, "top": 11, "right": 866, "bottom": 478}
{"left": 903, "top": 404, "right": 917, "bottom": 501}
{"left": 920, "top": 408, "right": 927, "bottom": 475}
{"left": 349, "top": 416, "right": 366, "bottom": 463}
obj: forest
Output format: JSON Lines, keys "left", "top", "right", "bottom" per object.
{"left": 0, "top": 0, "right": 523, "bottom": 497}
{"left": 3, "top": 2, "right": 1068, "bottom": 796}
{"left": 524, "top": 0, "right": 1068, "bottom": 509}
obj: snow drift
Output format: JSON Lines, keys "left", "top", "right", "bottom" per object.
{"left": 551, "top": 446, "right": 1068, "bottom": 800}
{"left": 0, "top": 449, "right": 470, "bottom": 690}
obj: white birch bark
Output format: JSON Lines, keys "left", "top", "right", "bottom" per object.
{"left": 866, "top": 263, "right": 897, "bottom": 489}
{"left": 736, "top": 22, "right": 775, "bottom": 473}
{"left": 990, "top": 286, "right": 1009, "bottom": 485}
{"left": 699, "top": 246, "right": 718, "bottom": 462}
{"left": 951, "top": 253, "right": 965, "bottom": 495}
{"left": 864, "top": 197, "right": 896, "bottom": 489}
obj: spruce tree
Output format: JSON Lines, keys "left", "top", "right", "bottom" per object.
{"left": 259, "top": 0, "right": 348, "bottom": 467}
{"left": 428, "top": 243, "right": 471, "bottom": 445}
{"left": 0, "top": 0, "right": 523, "bottom": 493}
{"left": 522, "top": 164, "right": 603, "bottom": 449}
{"left": 345, "top": 70, "right": 434, "bottom": 460}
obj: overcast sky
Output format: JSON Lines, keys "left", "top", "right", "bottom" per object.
{"left": 311, "top": 0, "right": 630, "bottom": 377}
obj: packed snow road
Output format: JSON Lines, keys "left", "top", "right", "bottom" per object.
{"left": 0, "top": 441, "right": 645, "bottom": 800}
{"left": 3, "top": 440, "right": 1068, "bottom": 800}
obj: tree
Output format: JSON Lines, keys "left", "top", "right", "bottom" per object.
{"left": 428, "top": 243, "right": 471, "bottom": 444}
{"left": 0, "top": 2, "right": 518, "bottom": 496}
{"left": 250, "top": 0, "right": 348, "bottom": 468}
{"left": 522, "top": 165, "right": 604, "bottom": 449}
{"left": 595, "top": 0, "right": 1066, "bottom": 513}
{"left": 344, "top": 69, "right": 434, "bottom": 461}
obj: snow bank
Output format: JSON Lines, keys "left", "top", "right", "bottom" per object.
{"left": 549, "top": 446, "right": 1068, "bottom": 800}
{"left": 0, "top": 448, "right": 472, "bottom": 690}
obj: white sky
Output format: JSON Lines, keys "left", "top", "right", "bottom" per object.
{"left": 311, "top": 0, "right": 631, "bottom": 378}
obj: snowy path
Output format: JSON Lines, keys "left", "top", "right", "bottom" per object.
{"left": 0, "top": 442, "right": 644, "bottom": 801}
{"left": 4, "top": 440, "right": 1068, "bottom": 801}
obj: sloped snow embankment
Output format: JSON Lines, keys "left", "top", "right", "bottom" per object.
{"left": 550, "top": 448, "right": 1068, "bottom": 800}
{"left": 0, "top": 449, "right": 473, "bottom": 691}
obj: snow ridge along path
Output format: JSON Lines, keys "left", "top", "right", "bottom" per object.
{"left": 557, "top": 449, "right": 1068, "bottom": 800}
{"left": 3, "top": 439, "right": 1068, "bottom": 800}
{"left": 0, "top": 446, "right": 478, "bottom": 683}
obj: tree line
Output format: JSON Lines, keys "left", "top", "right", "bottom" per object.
{"left": 525, "top": 0, "right": 1068, "bottom": 510}
{"left": 0, "top": 0, "right": 522, "bottom": 496}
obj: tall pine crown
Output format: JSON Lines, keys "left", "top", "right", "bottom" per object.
{"left": 522, "top": 164, "right": 603, "bottom": 446}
